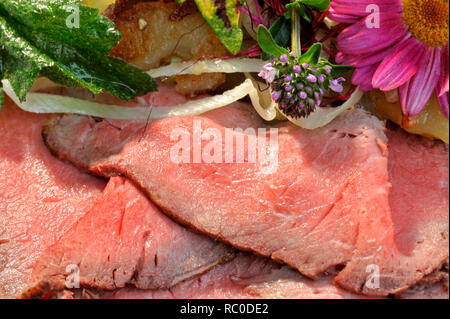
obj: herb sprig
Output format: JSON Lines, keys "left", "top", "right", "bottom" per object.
{"left": 0, "top": 0, "right": 157, "bottom": 108}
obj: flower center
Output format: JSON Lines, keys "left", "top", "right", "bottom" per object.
{"left": 402, "top": 0, "right": 449, "bottom": 47}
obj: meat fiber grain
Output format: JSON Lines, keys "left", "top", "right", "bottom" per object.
{"left": 0, "top": 99, "right": 105, "bottom": 298}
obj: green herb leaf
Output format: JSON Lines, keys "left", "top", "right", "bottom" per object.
{"left": 257, "top": 25, "right": 289, "bottom": 59}
{"left": 324, "top": 63, "right": 355, "bottom": 77}
{"left": 299, "top": 43, "right": 322, "bottom": 65}
{"left": 0, "top": 0, "right": 157, "bottom": 108}
{"left": 262, "top": 16, "right": 291, "bottom": 60}
{"left": 298, "top": 0, "right": 331, "bottom": 12}
{"left": 285, "top": 2, "right": 313, "bottom": 23}
{"left": 194, "top": 0, "right": 244, "bottom": 55}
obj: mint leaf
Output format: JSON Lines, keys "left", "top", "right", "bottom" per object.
{"left": 0, "top": 0, "right": 157, "bottom": 108}
{"left": 299, "top": 43, "right": 322, "bottom": 65}
{"left": 298, "top": 0, "right": 331, "bottom": 12}
{"left": 262, "top": 16, "right": 291, "bottom": 60}
{"left": 194, "top": 0, "right": 244, "bottom": 55}
{"left": 285, "top": 2, "right": 313, "bottom": 23}
{"left": 257, "top": 25, "right": 289, "bottom": 59}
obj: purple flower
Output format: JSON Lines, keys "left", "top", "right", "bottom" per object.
{"left": 272, "top": 91, "right": 281, "bottom": 101}
{"left": 318, "top": 75, "right": 325, "bottom": 83}
{"left": 299, "top": 103, "right": 305, "bottom": 109}
{"left": 306, "top": 75, "right": 317, "bottom": 83}
{"left": 299, "top": 91, "right": 307, "bottom": 99}
{"left": 312, "top": 68, "right": 317, "bottom": 73}
{"left": 258, "top": 70, "right": 267, "bottom": 79}
{"left": 302, "top": 63, "right": 309, "bottom": 68}
{"left": 309, "top": 99, "right": 316, "bottom": 106}
{"left": 280, "top": 54, "right": 289, "bottom": 62}
{"left": 324, "top": 66, "right": 332, "bottom": 74}
{"left": 319, "top": 88, "right": 325, "bottom": 95}
{"left": 306, "top": 87, "right": 312, "bottom": 92}
{"left": 316, "top": 99, "right": 322, "bottom": 106}
{"left": 297, "top": 83, "right": 304, "bottom": 89}
{"left": 315, "top": 92, "right": 320, "bottom": 100}
{"left": 280, "top": 102, "right": 287, "bottom": 108}
{"left": 330, "top": 77, "right": 346, "bottom": 93}
{"left": 293, "top": 65, "right": 301, "bottom": 73}
{"left": 285, "top": 85, "right": 293, "bottom": 92}
{"left": 285, "top": 93, "right": 292, "bottom": 99}
{"left": 284, "top": 75, "right": 293, "bottom": 82}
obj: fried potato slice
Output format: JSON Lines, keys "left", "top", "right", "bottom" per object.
{"left": 105, "top": 0, "right": 228, "bottom": 96}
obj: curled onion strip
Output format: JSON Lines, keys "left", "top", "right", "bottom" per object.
{"left": 148, "top": 58, "right": 265, "bottom": 78}
{"left": 3, "top": 79, "right": 254, "bottom": 120}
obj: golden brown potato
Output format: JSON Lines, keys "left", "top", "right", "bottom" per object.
{"left": 105, "top": 0, "right": 228, "bottom": 96}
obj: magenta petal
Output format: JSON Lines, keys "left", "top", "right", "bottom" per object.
{"left": 337, "top": 13, "right": 408, "bottom": 56}
{"left": 436, "top": 90, "right": 449, "bottom": 119}
{"left": 438, "top": 44, "right": 449, "bottom": 97}
{"left": 399, "top": 48, "right": 441, "bottom": 116}
{"left": 329, "top": 0, "right": 402, "bottom": 21}
{"left": 352, "top": 64, "right": 378, "bottom": 91}
{"left": 373, "top": 38, "right": 427, "bottom": 91}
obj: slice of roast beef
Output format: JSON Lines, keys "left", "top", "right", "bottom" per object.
{"left": 335, "top": 127, "right": 449, "bottom": 292}
{"left": 21, "top": 176, "right": 232, "bottom": 299}
{"left": 0, "top": 99, "right": 106, "bottom": 298}
{"left": 42, "top": 105, "right": 399, "bottom": 295}
{"left": 103, "top": 253, "right": 367, "bottom": 299}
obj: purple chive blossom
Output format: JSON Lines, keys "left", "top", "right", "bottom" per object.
{"left": 299, "top": 103, "right": 305, "bottom": 109}
{"left": 315, "top": 92, "right": 320, "bottom": 100}
{"left": 318, "top": 75, "right": 325, "bottom": 83}
{"left": 280, "top": 102, "right": 287, "bottom": 108}
{"left": 272, "top": 91, "right": 281, "bottom": 101}
{"left": 319, "top": 88, "right": 325, "bottom": 95}
{"left": 325, "top": 66, "right": 332, "bottom": 74}
{"left": 293, "top": 65, "right": 301, "bottom": 73}
{"left": 302, "top": 63, "right": 309, "bottom": 68}
{"left": 280, "top": 54, "right": 289, "bottom": 62}
{"left": 284, "top": 75, "right": 293, "bottom": 82}
{"left": 306, "top": 87, "right": 312, "bottom": 92}
{"left": 290, "top": 51, "right": 297, "bottom": 56}
{"left": 316, "top": 99, "right": 322, "bottom": 106}
{"left": 306, "top": 75, "right": 317, "bottom": 83}
{"left": 285, "top": 85, "right": 293, "bottom": 92}
{"left": 330, "top": 77, "right": 346, "bottom": 93}
{"left": 309, "top": 99, "right": 316, "bottom": 106}
{"left": 299, "top": 91, "right": 307, "bottom": 99}
{"left": 312, "top": 68, "right": 317, "bottom": 73}
{"left": 285, "top": 93, "right": 292, "bottom": 99}
{"left": 297, "top": 83, "right": 304, "bottom": 89}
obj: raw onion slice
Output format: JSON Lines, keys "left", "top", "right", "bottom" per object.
{"left": 2, "top": 79, "right": 254, "bottom": 120}
{"left": 246, "top": 74, "right": 364, "bottom": 130}
{"left": 148, "top": 58, "right": 265, "bottom": 78}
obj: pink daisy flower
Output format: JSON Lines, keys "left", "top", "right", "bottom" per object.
{"left": 329, "top": 0, "right": 449, "bottom": 118}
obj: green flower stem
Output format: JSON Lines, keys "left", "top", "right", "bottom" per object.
{"left": 291, "top": 6, "right": 302, "bottom": 56}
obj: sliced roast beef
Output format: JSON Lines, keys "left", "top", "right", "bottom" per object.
{"left": 0, "top": 100, "right": 105, "bottom": 298}
{"left": 21, "top": 176, "right": 232, "bottom": 298}
{"left": 42, "top": 104, "right": 402, "bottom": 295}
{"left": 104, "top": 253, "right": 367, "bottom": 299}
{"left": 335, "top": 127, "right": 449, "bottom": 292}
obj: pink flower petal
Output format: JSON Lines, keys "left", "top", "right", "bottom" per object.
{"left": 438, "top": 44, "right": 449, "bottom": 97}
{"left": 372, "top": 38, "right": 427, "bottom": 91}
{"left": 399, "top": 48, "right": 441, "bottom": 116}
{"left": 337, "top": 38, "right": 408, "bottom": 68}
{"left": 337, "top": 13, "right": 408, "bottom": 56}
{"left": 329, "top": 0, "right": 402, "bottom": 22}
{"left": 352, "top": 64, "right": 379, "bottom": 91}
{"left": 436, "top": 90, "right": 449, "bottom": 119}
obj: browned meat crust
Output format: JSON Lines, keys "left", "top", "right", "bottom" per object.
{"left": 105, "top": 0, "right": 228, "bottom": 96}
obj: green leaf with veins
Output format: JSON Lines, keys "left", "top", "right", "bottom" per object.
{"left": 0, "top": 0, "right": 157, "bottom": 108}
{"left": 298, "top": 0, "right": 331, "bottom": 12}
{"left": 194, "top": 0, "right": 244, "bottom": 55}
{"left": 299, "top": 43, "right": 322, "bottom": 65}
{"left": 262, "top": 16, "right": 291, "bottom": 60}
{"left": 257, "top": 25, "right": 290, "bottom": 59}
